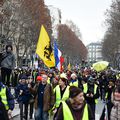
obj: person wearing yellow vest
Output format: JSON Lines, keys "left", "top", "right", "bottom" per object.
{"left": 51, "top": 75, "right": 59, "bottom": 89}
{"left": 48, "top": 71, "right": 54, "bottom": 83}
{"left": 69, "top": 73, "right": 79, "bottom": 87}
{"left": 55, "top": 86, "right": 94, "bottom": 120}
{"left": 100, "top": 80, "right": 114, "bottom": 120}
{"left": 69, "top": 73, "right": 83, "bottom": 90}
{"left": 83, "top": 76, "right": 99, "bottom": 120}
{"left": 0, "top": 96, "right": 9, "bottom": 120}
{"left": 53, "top": 73, "right": 70, "bottom": 118}
{"left": 0, "top": 80, "right": 14, "bottom": 119}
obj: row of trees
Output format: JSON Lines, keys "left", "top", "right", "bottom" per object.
{"left": 0, "top": 0, "right": 52, "bottom": 66}
{"left": 57, "top": 24, "right": 87, "bottom": 65}
{"left": 0, "top": 0, "right": 87, "bottom": 67}
{"left": 102, "top": 0, "right": 120, "bottom": 68}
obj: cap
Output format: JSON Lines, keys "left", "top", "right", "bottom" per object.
{"left": 36, "top": 76, "right": 42, "bottom": 81}
{"left": 21, "top": 75, "right": 28, "bottom": 80}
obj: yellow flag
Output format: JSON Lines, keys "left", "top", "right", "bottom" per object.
{"left": 36, "top": 25, "right": 55, "bottom": 68}
{"left": 68, "top": 63, "right": 71, "bottom": 70}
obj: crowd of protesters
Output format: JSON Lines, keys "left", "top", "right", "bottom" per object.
{"left": 0, "top": 45, "right": 120, "bottom": 120}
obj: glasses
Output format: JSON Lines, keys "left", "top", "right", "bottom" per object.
{"left": 42, "top": 77, "right": 47, "bottom": 79}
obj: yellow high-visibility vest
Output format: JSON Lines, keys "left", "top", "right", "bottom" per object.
{"left": 105, "top": 92, "right": 108, "bottom": 99}
{"left": 47, "top": 77, "right": 50, "bottom": 84}
{"left": 55, "top": 85, "right": 70, "bottom": 108}
{"left": 0, "top": 87, "right": 9, "bottom": 110}
{"left": 116, "top": 74, "right": 120, "bottom": 79}
{"left": 33, "top": 71, "right": 37, "bottom": 81}
{"left": 62, "top": 101, "right": 89, "bottom": 120}
{"left": 69, "top": 80, "right": 78, "bottom": 87}
{"left": 83, "top": 83, "right": 98, "bottom": 103}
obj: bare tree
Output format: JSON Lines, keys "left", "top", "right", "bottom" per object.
{"left": 57, "top": 24, "right": 87, "bottom": 65}
{"left": 102, "top": 0, "right": 120, "bottom": 68}
{"left": 0, "top": 0, "right": 52, "bottom": 67}
{"left": 65, "top": 20, "right": 82, "bottom": 39}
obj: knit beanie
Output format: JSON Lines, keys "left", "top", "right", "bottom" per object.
{"left": 69, "top": 86, "right": 82, "bottom": 98}
{"left": 20, "top": 75, "right": 28, "bottom": 80}
{"left": 36, "top": 76, "right": 42, "bottom": 81}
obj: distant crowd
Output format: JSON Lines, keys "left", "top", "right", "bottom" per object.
{"left": 0, "top": 44, "right": 120, "bottom": 120}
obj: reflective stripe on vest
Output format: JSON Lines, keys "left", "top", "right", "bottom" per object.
{"left": 83, "top": 83, "right": 98, "bottom": 104}
{"left": 83, "top": 83, "right": 87, "bottom": 93}
{"left": 94, "top": 84, "right": 98, "bottom": 104}
{"left": 0, "top": 87, "right": 9, "bottom": 110}
{"left": 47, "top": 77, "right": 50, "bottom": 84}
{"left": 33, "top": 72, "right": 36, "bottom": 81}
{"left": 62, "top": 101, "right": 89, "bottom": 120}
{"left": 116, "top": 74, "right": 120, "bottom": 79}
{"left": 69, "top": 80, "right": 78, "bottom": 87}
{"left": 55, "top": 85, "right": 70, "bottom": 108}
{"left": 105, "top": 92, "right": 108, "bottom": 99}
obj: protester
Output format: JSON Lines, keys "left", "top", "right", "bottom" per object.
{"left": 54, "top": 73, "right": 70, "bottom": 109}
{"left": 0, "top": 77, "right": 14, "bottom": 119}
{"left": 100, "top": 80, "right": 115, "bottom": 120}
{"left": 106, "top": 80, "right": 114, "bottom": 120}
{"left": 69, "top": 73, "right": 78, "bottom": 87}
{"left": 48, "top": 71, "right": 54, "bottom": 83}
{"left": 15, "top": 75, "right": 31, "bottom": 120}
{"left": 83, "top": 76, "right": 99, "bottom": 119}
{"left": 110, "top": 85, "right": 120, "bottom": 120}
{"left": 27, "top": 76, "right": 35, "bottom": 119}
{"left": 55, "top": 86, "right": 94, "bottom": 120}
{"left": 0, "top": 45, "right": 15, "bottom": 86}
{"left": 51, "top": 75, "right": 59, "bottom": 89}
{"left": 12, "top": 68, "right": 20, "bottom": 87}
{"left": 29, "top": 73, "right": 55, "bottom": 120}
{"left": 99, "top": 72, "right": 108, "bottom": 101}
{"left": 69, "top": 73, "right": 83, "bottom": 89}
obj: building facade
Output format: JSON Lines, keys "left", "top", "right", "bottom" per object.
{"left": 87, "top": 42, "right": 103, "bottom": 63}
{"left": 48, "top": 5, "right": 61, "bottom": 39}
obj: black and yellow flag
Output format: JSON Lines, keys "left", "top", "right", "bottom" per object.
{"left": 36, "top": 25, "right": 55, "bottom": 68}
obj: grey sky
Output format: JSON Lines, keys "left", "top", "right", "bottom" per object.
{"left": 45, "top": 0, "right": 112, "bottom": 45}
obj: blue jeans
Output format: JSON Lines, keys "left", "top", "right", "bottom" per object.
{"left": 34, "top": 108, "right": 48, "bottom": 120}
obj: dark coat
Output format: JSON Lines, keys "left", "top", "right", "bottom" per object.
{"left": 0, "top": 82, "right": 14, "bottom": 110}
{"left": 6, "top": 87, "right": 15, "bottom": 110}
{"left": 0, "top": 99, "right": 9, "bottom": 120}
{"left": 29, "top": 82, "right": 55, "bottom": 112}
{"left": 15, "top": 83, "right": 31, "bottom": 104}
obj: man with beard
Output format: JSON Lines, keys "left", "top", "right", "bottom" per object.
{"left": 55, "top": 86, "right": 94, "bottom": 120}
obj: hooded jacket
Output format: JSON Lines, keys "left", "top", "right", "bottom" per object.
{"left": 1, "top": 52, "right": 15, "bottom": 69}
{"left": 0, "top": 82, "right": 14, "bottom": 110}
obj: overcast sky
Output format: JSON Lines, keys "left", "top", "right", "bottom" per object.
{"left": 45, "top": 0, "right": 112, "bottom": 45}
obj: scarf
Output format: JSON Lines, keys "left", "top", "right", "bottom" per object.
{"left": 111, "top": 101, "right": 120, "bottom": 120}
